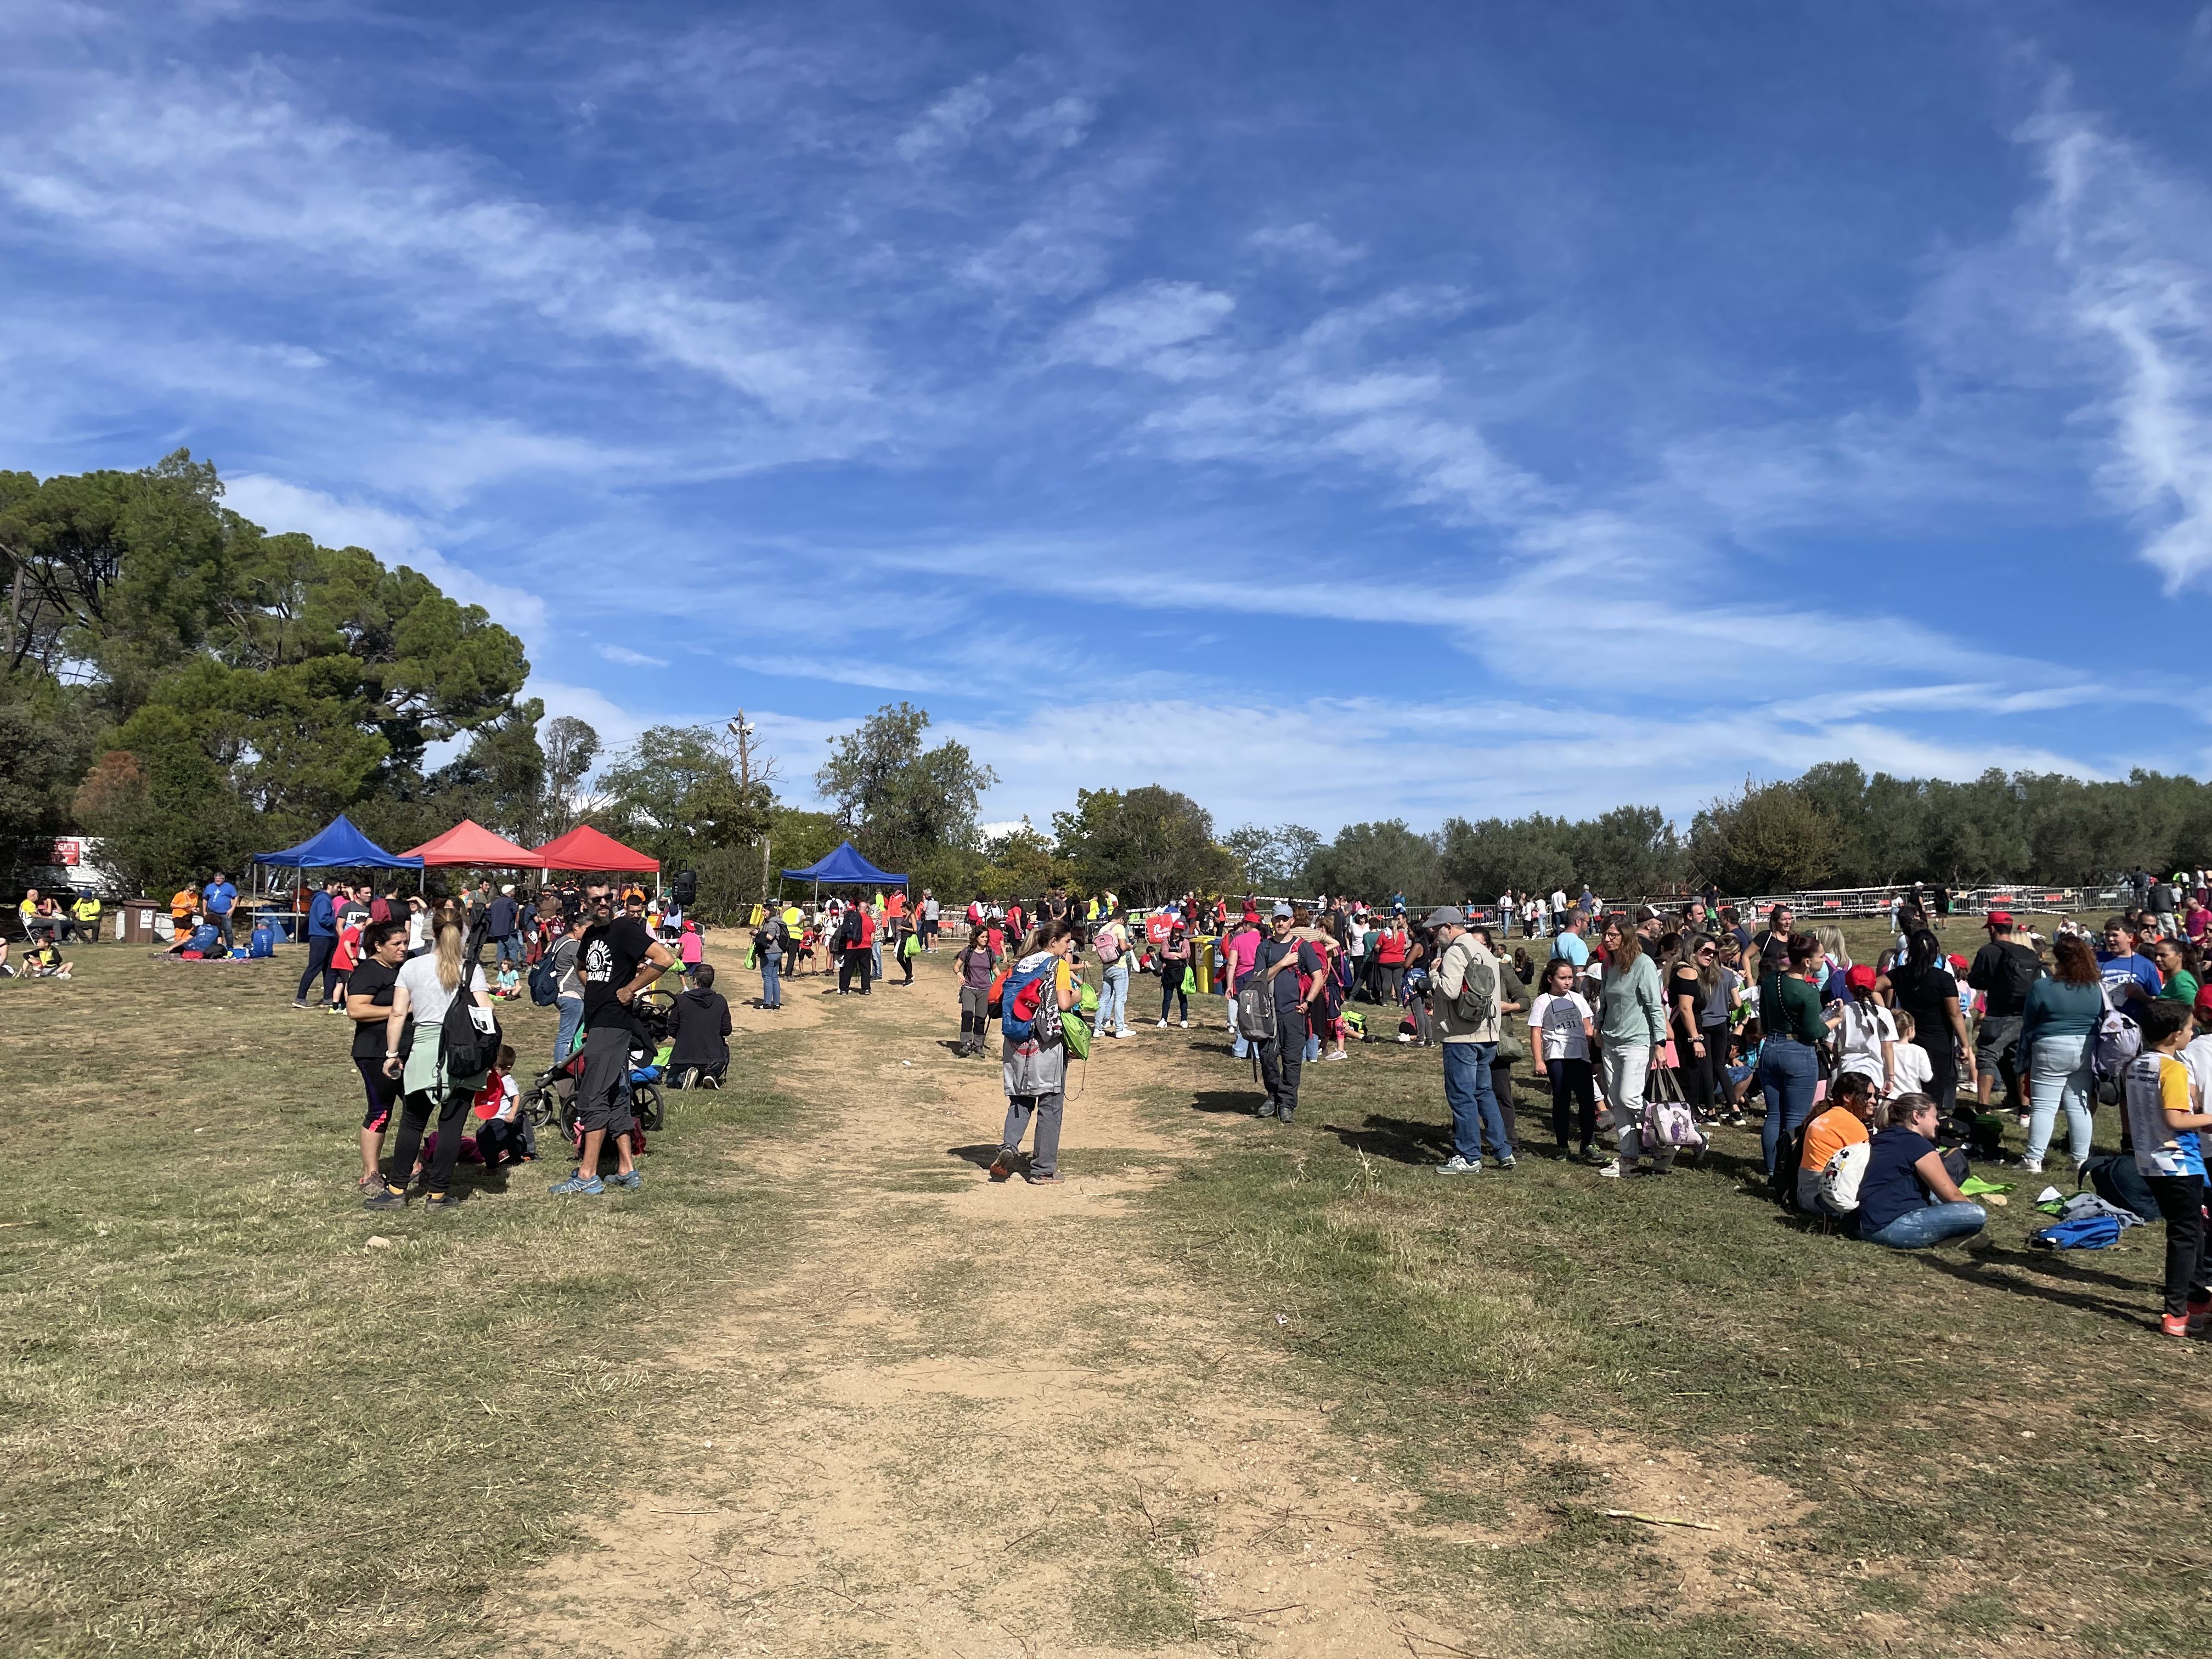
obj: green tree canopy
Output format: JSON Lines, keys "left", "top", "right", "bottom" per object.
{"left": 1052, "top": 785, "right": 1237, "bottom": 904}
{"left": 815, "top": 702, "right": 995, "bottom": 881}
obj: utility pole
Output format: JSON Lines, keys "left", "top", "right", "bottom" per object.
{"left": 726, "top": 712, "right": 771, "bottom": 902}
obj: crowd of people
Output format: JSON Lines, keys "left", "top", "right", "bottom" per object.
{"left": 21, "top": 853, "right": 2206, "bottom": 1331}
{"left": 928, "top": 878, "right": 2212, "bottom": 1336}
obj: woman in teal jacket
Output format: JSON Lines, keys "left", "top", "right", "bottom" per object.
{"left": 1597, "top": 916, "right": 1668, "bottom": 1177}
{"left": 2015, "top": 932, "right": 2107, "bottom": 1172}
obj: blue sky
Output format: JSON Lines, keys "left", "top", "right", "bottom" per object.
{"left": 4, "top": 2, "right": 2210, "bottom": 836}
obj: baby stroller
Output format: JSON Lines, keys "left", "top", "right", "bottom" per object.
{"left": 518, "top": 991, "right": 674, "bottom": 1143}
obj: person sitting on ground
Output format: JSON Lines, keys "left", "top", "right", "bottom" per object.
{"left": 472, "top": 1043, "right": 531, "bottom": 1167}
{"left": 21, "top": 938, "right": 71, "bottom": 978}
{"left": 1854, "top": 1091, "right": 1986, "bottom": 1249}
{"left": 1797, "top": 1070, "right": 1878, "bottom": 1214}
{"left": 491, "top": 960, "right": 523, "bottom": 1001}
{"left": 163, "top": 918, "right": 223, "bottom": 958}
{"left": 667, "top": 961, "right": 732, "bottom": 1087}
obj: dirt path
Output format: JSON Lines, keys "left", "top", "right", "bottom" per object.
{"left": 507, "top": 951, "right": 1490, "bottom": 1657}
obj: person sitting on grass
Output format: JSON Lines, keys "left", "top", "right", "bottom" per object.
{"left": 490, "top": 960, "right": 523, "bottom": 1000}
{"left": 1796, "top": 1070, "right": 1878, "bottom": 1214}
{"left": 2123, "top": 999, "right": 2212, "bottom": 1337}
{"left": 472, "top": 1043, "right": 532, "bottom": 1168}
{"left": 1854, "top": 1092, "right": 1986, "bottom": 1250}
{"left": 667, "top": 961, "right": 732, "bottom": 1087}
{"left": 20, "top": 939, "right": 71, "bottom": 978}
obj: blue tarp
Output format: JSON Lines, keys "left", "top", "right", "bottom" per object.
{"left": 252, "top": 814, "right": 425, "bottom": 870}
{"left": 781, "top": 840, "right": 906, "bottom": 885}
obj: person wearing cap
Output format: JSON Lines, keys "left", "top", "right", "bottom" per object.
{"left": 1429, "top": 907, "right": 1515, "bottom": 1173}
{"left": 1835, "top": 963, "right": 1898, "bottom": 1098}
{"left": 1966, "top": 912, "right": 2044, "bottom": 1119}
{"left": 1251, "top": 902, "right": 1325, "bottom": 1122}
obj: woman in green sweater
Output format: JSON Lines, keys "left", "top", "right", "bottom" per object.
{"left": 1757, "top": 932, "right": 1839, "bottom": 1178}
{"left": 1596, "top": 916, "right": 1669, "bottom": 1178}
{"left": 2015, "top": 932, "right": 2107, "bottom": 1173}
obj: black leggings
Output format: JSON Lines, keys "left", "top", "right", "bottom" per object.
{"left": 1160, "top": 970, "right": 1188, "bottom": 1021}
{"left": 1376, "top": 964, "right": 1403, "bottom": 1003}
{"left": 1700, "top": 1023, "right": 1733, "bottom": 1107}
{"left": 1548, "top": 1057, "right": 1597, "bottom": 1151}
{"left": 1675, "top": 1025, "right": 1715, "bottom": 1113}
{"left": 384, "top": 1086, "right": 467, "bottom": 1196}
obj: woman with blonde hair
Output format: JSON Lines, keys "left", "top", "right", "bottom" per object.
{"left": 364, "top": 915, "right": 494, "bottom": 1212}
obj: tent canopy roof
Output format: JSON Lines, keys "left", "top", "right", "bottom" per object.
{"left": 251, "top": 814, "right": 424, "bottom": 870}
{"left": 402, "top": 818, "right": 545, "bottom": 868}
{"left": 533, "top": 823, "right": 661, "bottom": 873}
{"left": 781, "top": 839, "right": 906, "bottom": 885}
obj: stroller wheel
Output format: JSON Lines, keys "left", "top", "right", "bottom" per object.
{"left": 635, "top": 1084, "right": 665, "bottom": 1133}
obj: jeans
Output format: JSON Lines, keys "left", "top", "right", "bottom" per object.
{"left": 871, "top": 940, "right": 884, "bottom": 980}
{"left": 210, "top": 909, "right": 234, "bottom": 950}
{"left": 1758, "top": 1037, "right": 1822, "bottom": 1176}
{"left": 1258, "top": 1009, "right": 1307, "bottom": 1118}
{"left": 1442, "top": 1040, "right": 1511, "bottom": 1164}
{"left": 296, "top": 934, "right": 336, "bottom": 1003}
{"left": 2146, "top": 1174, "right": 2209, "bottom": 1317}
{"left": 1548, "top": 1056, "right": 1597, "bottom": 1150}
{"left": 1095, "top": 961, "right": 1130, "bottom": 1035}
{"left": 2024, "top": 1032, "right": 2093, "bottom": 1165}
{"left": 761, "top": 951, "right": 782, "bottom": 1008}
{"left": 1000, "top": 1091, "right": 1063, "bottom": 1177}
{"left": 1160, "top": 970, "right": 1188, "bottom": 1022}
{"left": 555, "top": 996, "right": 584, "bottom": 1065}
{"left": 1602, "top": 1041, "right": 1667, "bottom": 1168}
{"left": 1302, "top": 1029, "right": 1322, "bottom": 1063}
{"left": 1863, "top": 1198, "right": 1987, "bottom": 1250}
{"left": 495, "top": 932, "right": 522, "bottom": 965}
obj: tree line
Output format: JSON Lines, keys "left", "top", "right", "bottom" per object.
{"left": 4, "top": 454, "right": 2198, "bottom": 914}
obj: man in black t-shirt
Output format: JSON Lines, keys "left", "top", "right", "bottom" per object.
{"left": 1966, "top": 911, "right": 2043, "bottom": 1114}
{"left": 552, "top": 898, "right": 675, "bottom": 1197}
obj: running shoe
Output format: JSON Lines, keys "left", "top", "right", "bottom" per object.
{"left": 2163, "top": 1312, "right": 2192, "bottom": 1338}
{"left": 988, "top": 1149, "right": 1017, "bottom": 1182}
{"left": 607, "top": 1170, "right": 642, "bottom": 1190}
{"left": 422, "top": 1191, "right": 465, "bottom": 1213}
{"left": 1437, "top": 1154, "right": 1480, "bottom": 1175}
{"left": 549, "top": 1173, "right": 605, "bottom": 1197}
{"left": 362, "top": 1184, "right": 407, "bottom": 1210}
{"left": 1024, "top": 1171, "right": 1065, "bottom": 1185}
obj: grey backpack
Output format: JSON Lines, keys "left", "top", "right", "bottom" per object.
{"left": 1449, "top": 943, "right": 1498, "bottom": 1027}
{"left": 1235, "top": 978, "right": 1277, "bottom": 1042}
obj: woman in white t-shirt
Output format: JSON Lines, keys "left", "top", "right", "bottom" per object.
{"left": 365, "top": 917, "right": 493, "bottom": 1213}
{"left": 1530, "top": 958, "right": 1602, "bottom": 1162}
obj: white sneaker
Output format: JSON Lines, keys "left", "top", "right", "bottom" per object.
{"left": 1116, "top": 1028, "right": 1133, "bottom": 1039}
{"left": 1156, "top": 1019, "right": 1168, "bottom": 1028}
{"left": 1597, "top": 1160, "right": 1626, "bottom": 1179}
{"left": 1180, "top": 1019, "right": 1189, "bottom": 1029}
{"left": 2019, "top": 1157, "right": 2043, "bottom": 1174}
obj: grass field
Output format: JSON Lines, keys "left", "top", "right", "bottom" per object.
{"left": 4, "top": 913, "right": 2202, "bottom": 1658}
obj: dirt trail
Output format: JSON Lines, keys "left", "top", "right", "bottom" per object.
{"left": 509, "top": 951, "right": 1489, "bottom": 1658}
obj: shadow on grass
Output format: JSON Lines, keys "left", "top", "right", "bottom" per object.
{"left": 1188, "top": 1088, "right": 1265, "bottom": 1118}
{"left": 1911, "top": 1244, "right": 2147, "bottom": 1325}
{"left": 947, "top": 1142, "right": 1001, "bottom": 1169}
{"left": 1319, "top": 1112, "right": 1452, "bottom": 1165}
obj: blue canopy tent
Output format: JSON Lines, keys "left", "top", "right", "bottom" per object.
{"left": 780, "top": 840, "right": 906, "bottom": 900}
{"left": 253, "top": 815, "right": 425, "bottom": 870}
{"left": 251, "top": 815, "right": 426, "bottom": 933}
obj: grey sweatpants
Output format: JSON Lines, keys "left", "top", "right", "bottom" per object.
{"left": 1000, "top": 1092, "right": 1064, "bottom": 1176}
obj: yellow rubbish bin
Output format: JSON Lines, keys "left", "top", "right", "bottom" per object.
{"left": 1194, "top": 934, "right": 1218, "bottom": 995}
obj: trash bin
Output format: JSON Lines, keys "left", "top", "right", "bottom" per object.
{"left": 117, "top": 899, "right": 163, "bottom": 944}
{"left": 1194, "top": 934, "right": 1217, "bottom": 995}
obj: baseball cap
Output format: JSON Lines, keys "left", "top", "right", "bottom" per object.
{"left": 1633, "top": 904, "right": 1660, "bottom": 922}
{"left": 1984, "top": 910, "right": 2014, "bottom": 928}
{"left": 1272, "top": 901, "right": 1294, "bottom": 918}
{"left": 1424, "top": 906, "right": 1466, "bottom": 929}
{"left": 1846, "top": 964, "right": 1877, "bottom": 995}
{"left": 2196, "top": 983, "right": 2212, "bottom": 1020}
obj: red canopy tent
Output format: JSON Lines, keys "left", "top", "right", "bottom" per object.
{"left": 533, "top": 824, "right": 661, "bottom": 874}
{"left": 402, "top": 819, "right": 546, "bottom": 868}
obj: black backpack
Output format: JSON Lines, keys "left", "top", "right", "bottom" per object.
{"left": 439, "top": 979, "right": 502, "bottom": 1081}
{"left": 1769, "top": 1117, "right": 1815, "bottom": 1209}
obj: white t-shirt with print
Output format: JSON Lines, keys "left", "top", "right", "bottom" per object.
{"left": 1530, "top": 991, "right": 1594, "bottom": 1062}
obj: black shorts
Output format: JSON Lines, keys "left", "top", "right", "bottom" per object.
{"left": 575, "top": 1025, "right": 636, "bottom": 1137}
{"left": 357, "top": 1054, "right": 399, "bottom": 1132}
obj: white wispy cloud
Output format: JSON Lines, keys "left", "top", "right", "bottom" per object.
{"left": 1247, "top": 221, "right": 1365, "bottom": 273}
{"left": 596, "top": 643, "right": 669, "bottom": 668}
